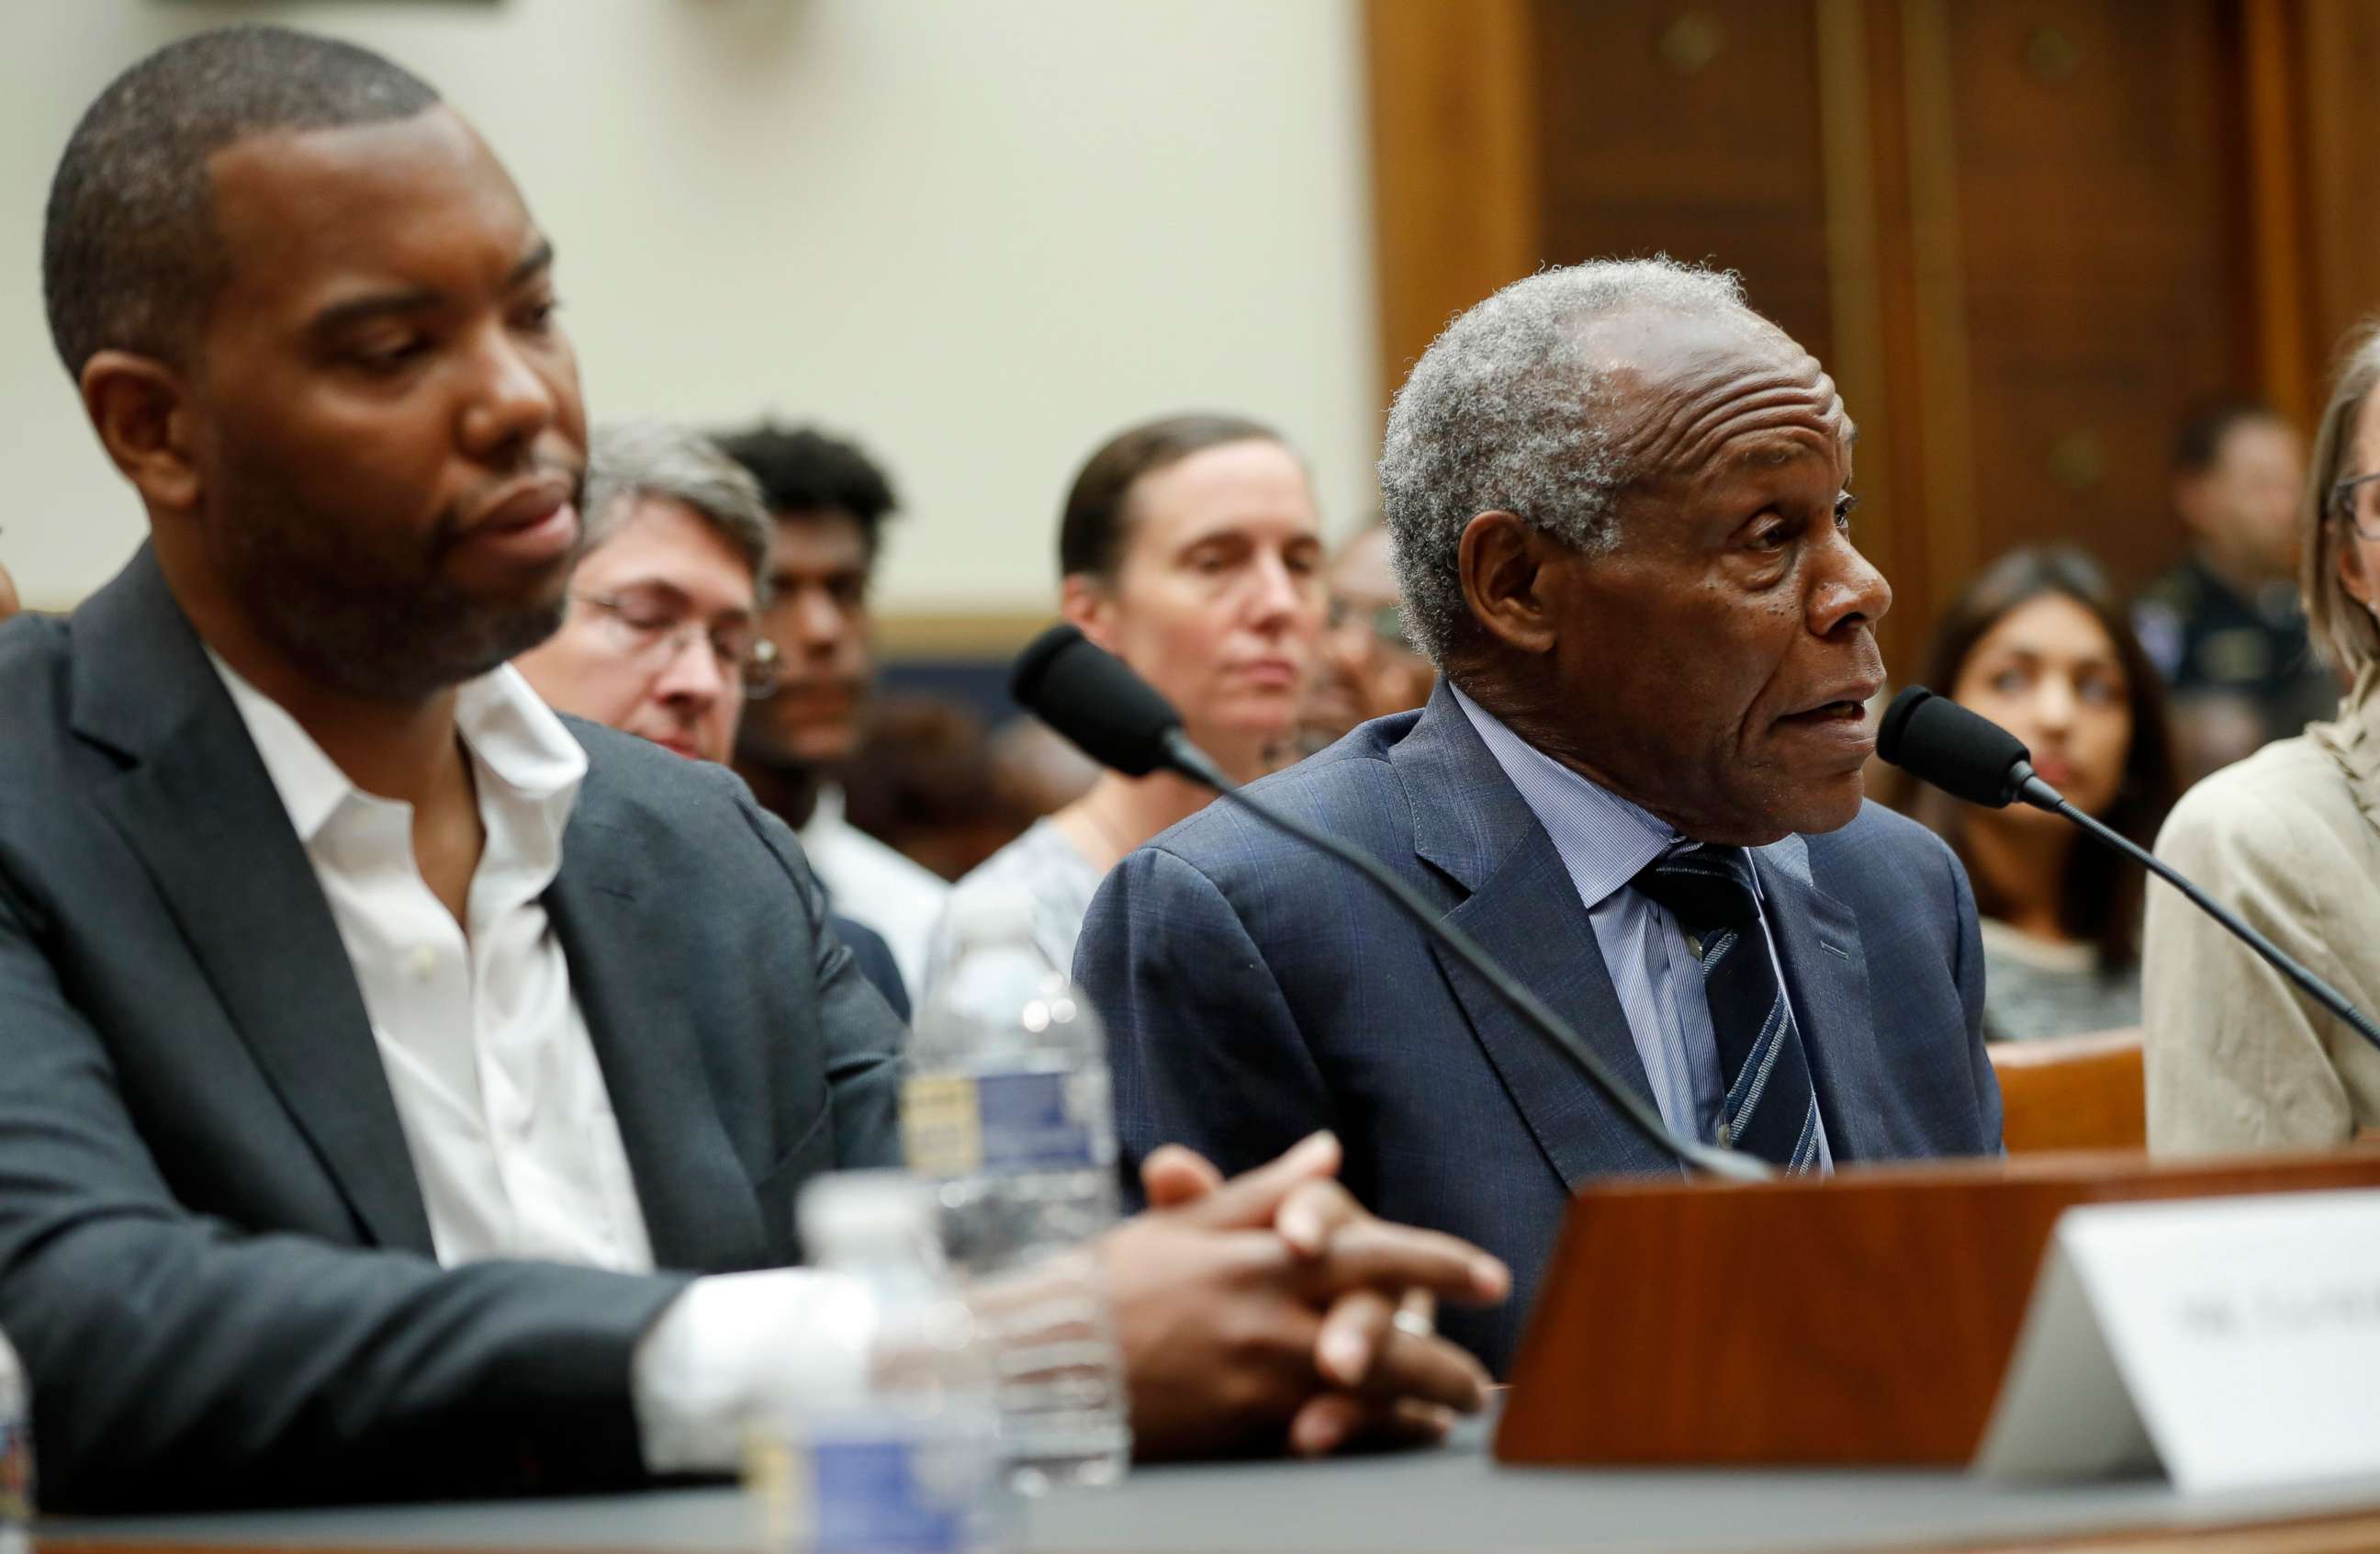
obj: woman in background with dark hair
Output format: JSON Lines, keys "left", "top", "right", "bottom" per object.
{"left": 924, "top": 412, "right": 1326, "bottom": 995}
{"left": 1897, "top": 546, "right": 2179, "bottom": 1041}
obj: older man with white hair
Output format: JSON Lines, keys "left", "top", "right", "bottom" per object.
{"left": 1077, "top": 258, "right": 2003, "bottom": 1374}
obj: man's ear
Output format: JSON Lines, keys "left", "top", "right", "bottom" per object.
{"left": 1061, "top": 572, "right": 1122, "bottom": 655}
{"left": 81, "top": 350, "right": 200, "bottom": 513}
{"left": 1457, "top": 511, "right": 1560, "bottom": 656}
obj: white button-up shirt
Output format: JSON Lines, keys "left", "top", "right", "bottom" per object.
{"left": 210, "top": 656, "right": 862, "bottom": 1472}
{"left": 214, "top": 654, "right": 655, "bottom": 1270}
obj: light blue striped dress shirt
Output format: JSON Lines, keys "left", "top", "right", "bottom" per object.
{"left": 1450, "top": 686, "right": 1831, "bottom": 1166}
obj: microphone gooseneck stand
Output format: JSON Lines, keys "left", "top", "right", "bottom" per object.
{"left": 2014, "top": 767, "right": 2380, "bottom": 1055}
{"left": 1878, "top": 683, "right": 2380, "bottom": 1057}
{"left": 1007, "top": 622, "right": 1770, "bottom": 1183}
{"left": 1156, "top": 730, "right": 1772, "bottom": 1183}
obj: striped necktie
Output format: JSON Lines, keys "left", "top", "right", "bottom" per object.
{"left": 1628, "top": 842, "right": 1824, "bottom": 1171}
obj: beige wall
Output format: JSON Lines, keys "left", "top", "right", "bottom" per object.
{"left": 1, "top": 0, "right": 1379, "bottom": 620}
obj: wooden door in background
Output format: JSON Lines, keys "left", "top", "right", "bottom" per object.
{"left": 1366, "top": 0, "right": 2336, "bottom": 676}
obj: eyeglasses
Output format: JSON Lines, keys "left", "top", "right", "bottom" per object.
{"left": 2329, "top": 471, "right": 2380, "bottom": 541}
{"left": 573, "top": 591, "right": 782, "bottom": 700}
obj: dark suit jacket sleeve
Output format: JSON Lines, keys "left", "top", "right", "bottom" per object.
{"left": 0, "top": 875, "right": 692, "bottom": 1511}
{"left": 831, "top": 915, "right": 912, "bottom": 1024}
{"left": 1076, "top": 844, "right": 1337, "bottom": 1211}
{"left": 1942, "top": 829, "right": 2004, "bottom": 1150}
{"left": 732, "top": 791, "right": 905, "bottom": 1170}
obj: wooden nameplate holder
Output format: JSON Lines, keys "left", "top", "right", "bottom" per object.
{"left": 1494, "top": 1147, "right": 2380, "bottom": 1467}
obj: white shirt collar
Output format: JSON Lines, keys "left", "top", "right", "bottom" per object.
{"left": 207, "top": 652, "right": 588, "bottom": 854}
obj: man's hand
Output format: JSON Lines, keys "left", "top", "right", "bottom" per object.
{"left": 1106, "top": 1132, "right": 1509, "bottom": 1461}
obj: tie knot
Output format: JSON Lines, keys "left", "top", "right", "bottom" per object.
{"left": 1629, "top": 842, "right": 1757, "bottom": 933}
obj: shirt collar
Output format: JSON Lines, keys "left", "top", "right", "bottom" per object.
{"left": 208, "top": 652, "right": 587, "bottom": 851}
{"left": 1449, "top": 682, "right": 1680, "bottom": 908}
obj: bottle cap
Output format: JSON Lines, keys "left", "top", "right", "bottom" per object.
{"left": 798, "top": 1170, "right": 941, "bottom": 1266}
{"left": 947, "top": 884, "right": 1038, "bottom": 951}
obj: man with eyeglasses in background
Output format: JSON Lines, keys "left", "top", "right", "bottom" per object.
{"left": 513, "top": 420, "right": 912, "bottom": 1016}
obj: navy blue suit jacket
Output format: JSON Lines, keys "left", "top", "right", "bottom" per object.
{"left": 1074, "top": 683, "right": 2002, "bottom": 1374}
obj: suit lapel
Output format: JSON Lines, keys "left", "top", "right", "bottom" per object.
{"left": 1394, "top": 686, "right": 1673, "bottom": 1188}
{"left": 545, "top": 803, "right": 771, "bottom": 1273}
{"left": 1754, "top": 836, "right": 1891, "bottom": 1163}
{"left": 73, "top": 549, "right": 435, "bottom": 1253}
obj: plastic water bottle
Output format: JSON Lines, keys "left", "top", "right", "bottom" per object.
{"left": 904, "top": 889, "right": 1130, "bottom": 1493}
{"left": 749, "top": 1172, "right": 1004, "bottom": 1554}
{"left": 0, "top": 1323, "right": 31, "bottom": 1554}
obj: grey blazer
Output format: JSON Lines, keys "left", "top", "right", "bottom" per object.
{"left": 1076, "top": 682, "right": 2002, "bottom": 1374}
{"left": 0, "top": 547, "right": 904, "bottom": 1510}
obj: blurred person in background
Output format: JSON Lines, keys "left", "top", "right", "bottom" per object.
{"left": 839, "top": 695, "right": 1019, "bottom": 883}
{"left": 2134, "top": 397, "right": 2332, "bottom": 778}
{"left": 715, "top": 422, "right": 947, "bottom": 994}
{"left": 513, "top": 421, "right": 911, "bottom": 1018}
{"left": 2148, "top": 326, "right": 2380, "bottom": 1152}
{"left": 0, "top": 559, "right": 18, "bottom": 623}
{"left": 926, "top": 413, "right": 1327, "bottom": 991}
{"left": 1297, "top": 522, "right": 1434, "bottom": 752}
{"left": 988, "top": 713, "right": 1101, "bottom": 819}
{"left": 1896, "top": 547, "right": 2177, "bottom": 1042}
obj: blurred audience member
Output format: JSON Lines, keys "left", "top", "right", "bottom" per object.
{"left": 715, "top": 422, "right": 947, "bottom": 994}
{"left": 1899, "top": 548, "right": 2176, "bottom": 1042}
{"left": 2148, "top": 327, "right": 2380, "bottom": 1152}
{"left": 1299, "top": 523, "right": 1433, "bottom": 750}
{"left": 840, "top": 695, "right": 1019, "bottom": 883}
{"left": 926, "top": 414, "right": 1326, "bottom": 991}
{"left": 2134, "top": 397, "right": 2332, "bottom": 777}
{"left": 988, "top": 714, "right": 1101, "bottom": 819}
{"left": 512, "top": 421, "right": 911, "bottom": 1019}
{"left": 0, "top": 559, "right": 19, "bottom": 623}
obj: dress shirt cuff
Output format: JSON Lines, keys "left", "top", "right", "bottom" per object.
{"left": 630, "top": 1268, "right": 873, "bottom": 1475}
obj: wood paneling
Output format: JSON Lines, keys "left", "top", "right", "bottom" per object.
{"left": 1364, "top": 0, "right": 1543, "bottom": 395}
{"left": 2297, "top": 0, "right": 2380, "bottom": 388}
{"left": 1531, "top": 2, "right": 1836, "bottom": 363}
{"left": 1366, "top": 0, "right": 2344, "bottom": 670}
{"left": 1937, "top": 0, "right": 2253, "bottom": 591}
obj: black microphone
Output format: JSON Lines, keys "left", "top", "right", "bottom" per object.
{"left": 1011, "top": 624, "right": 1768, "bottom": 1183}
{"left": 1879, "top": 685, "right": 2380, "bottom": 1054}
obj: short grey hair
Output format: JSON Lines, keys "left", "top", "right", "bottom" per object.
{"left": 581, "top": 421, "right": 775, "bottom": 598}
{"left": 2303, "top": 320, "right": 2380, "bottom": 677}
{"left": 1377, "top": 257, "right": 1761, "bottom": 666}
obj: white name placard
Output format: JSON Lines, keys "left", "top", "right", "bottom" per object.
{"left": 1975, "top": 1188, "right": 2380, "bottom": 1493}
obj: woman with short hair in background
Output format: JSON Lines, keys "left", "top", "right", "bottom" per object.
{"left": 1899, "top": 546, "right": 2177, "bottom": 1042}
{"left": 924, "top": 413, "right": 1327, "bottom": 995}
{"left": 2148, "top": 323, "right": 2380, "bottom": 1153}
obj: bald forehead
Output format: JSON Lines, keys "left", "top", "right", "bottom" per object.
{"left": 1588, "top": 310, "right": 1852, "bottom": 483}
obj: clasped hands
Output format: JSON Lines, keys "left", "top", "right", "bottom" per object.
{"left": 1103, "top": 1132, "right": 1510, "bottom": 1461}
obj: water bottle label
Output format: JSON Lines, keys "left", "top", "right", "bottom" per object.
{"left": 904, "top": 1069, "right": 1100, "bottom": 1176}
{"left": 805, "top": 1428, "right": 993, "bottom": 1553}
